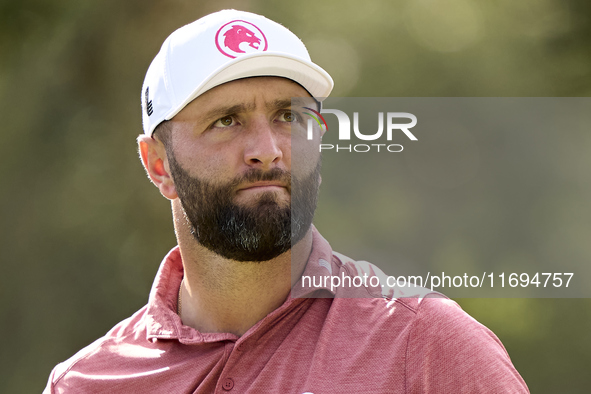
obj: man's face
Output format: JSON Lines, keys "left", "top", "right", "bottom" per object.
{"left": 162, "top": 77, "right": 322, "bottom": 262}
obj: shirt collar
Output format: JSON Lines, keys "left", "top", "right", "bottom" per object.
{"left": 290, "top": 227, "right": 340, "bottom": 298}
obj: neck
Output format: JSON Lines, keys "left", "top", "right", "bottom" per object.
{"left": 172, "top": 201, "right": 312, "bottom": 336}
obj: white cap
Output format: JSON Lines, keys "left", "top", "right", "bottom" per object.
{"left": 141, "top": 9, "right": 334, "bottom": 136}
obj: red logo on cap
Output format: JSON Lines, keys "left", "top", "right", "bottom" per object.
{"left": 215, "top": 20, "right": 268, "bottom": 58}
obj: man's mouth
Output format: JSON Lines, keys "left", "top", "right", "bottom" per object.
{"left": 238, "top": 181, "right": 288, "bottom": 193}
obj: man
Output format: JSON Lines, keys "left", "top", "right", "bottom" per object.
{"left": 44, "top": 10, "right": 529, "bottom": 393}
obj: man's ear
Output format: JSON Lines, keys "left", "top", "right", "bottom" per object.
{"left": 137, "top": 134, "right": 178, "bottom": 200}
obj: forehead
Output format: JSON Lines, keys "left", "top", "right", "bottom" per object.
{"left": 173, "top": 77, "right": 311, "bottom": 122}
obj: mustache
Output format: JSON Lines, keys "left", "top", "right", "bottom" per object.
{"left": 232, "top": 168, "right": 292, "bottom": 190}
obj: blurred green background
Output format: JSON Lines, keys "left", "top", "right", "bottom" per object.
{"left": 1, "top": 0, "right": 590, "bottom": 392}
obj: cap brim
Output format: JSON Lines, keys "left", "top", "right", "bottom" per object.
{"left": 164, "top": 52, "right": 334, "bottom": 121}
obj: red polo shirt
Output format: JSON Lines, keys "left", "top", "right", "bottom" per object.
{"left": 44, "top": 229, "right": 528, "bottom": 393}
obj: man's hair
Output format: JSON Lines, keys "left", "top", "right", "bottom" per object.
{"left": 153, "top": 120, "right": 172, "bottom": 153}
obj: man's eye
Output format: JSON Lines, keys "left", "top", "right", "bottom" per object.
{"left": 213, "top": 116, "right": 235, "bottom": 127}
{"left": 279, "top": 111, "right": 297, "bottom": 123}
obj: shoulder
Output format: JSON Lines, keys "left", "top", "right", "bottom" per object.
{"left": 44, "top": 306, "right": 148, "bottom": 393}
{"left": 329, "top": 252, "right": 529, "bottom": 392}
{"left": 406, "top": 295, "right": 504, "bottom": 353}
{"left": 405, "top": 296, "right": 529, "bottom": 392}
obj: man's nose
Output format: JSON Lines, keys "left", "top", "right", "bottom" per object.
{"left": 243, "top": 118, "right": 284, "bottom": 169}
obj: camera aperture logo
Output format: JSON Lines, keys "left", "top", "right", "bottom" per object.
{"left": 305, "top": 107, "right": 417, "bottom": 153}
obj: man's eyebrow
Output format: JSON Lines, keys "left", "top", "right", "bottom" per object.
{"left": 288, "top": 97, "right": 315, "bottom": 108}
{"left": 265, "top": 99, "right": 293, "bottom": 111}
{"left": 268, "top": 98, "right": 317, "bottom": 110}
{"left": 201, "top": 102, "right": 256, "bottom": 121}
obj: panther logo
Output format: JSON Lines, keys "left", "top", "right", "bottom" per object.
{"left": 224, "top": 25, "right": 260, "bottom": 53}
{"left": 215, "top": 20, "right": 268, "bottom": 58}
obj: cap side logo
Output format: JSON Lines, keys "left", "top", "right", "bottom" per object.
{"left": 215, "top": 20, "right": 268, "bottom": 58}
{"left": 145, "top": 87, "right": 153, "bottom": 116}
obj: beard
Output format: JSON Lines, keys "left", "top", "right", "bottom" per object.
{"left": 167, "top": 152, "right": 320, "bottom": 262}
